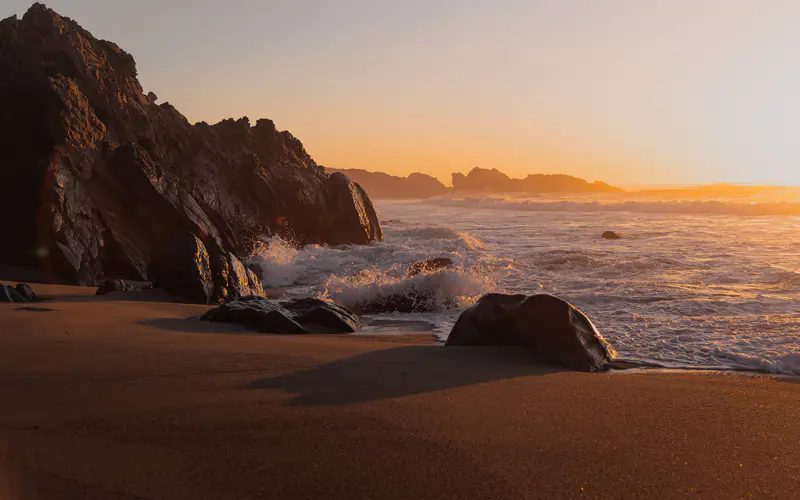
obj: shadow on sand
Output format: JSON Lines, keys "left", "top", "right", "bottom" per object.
{"left": 137, "top": 317, "right": 254, "bottom": 335}
{"left": 246, "top": 345, "right": 562, "bottom": 405}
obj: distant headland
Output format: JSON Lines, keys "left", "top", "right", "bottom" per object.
{"left": 328, "top": 167, "right": 623, "bottom": 199}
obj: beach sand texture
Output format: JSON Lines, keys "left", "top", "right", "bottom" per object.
{"left": 0, "top": 285, "right": 797, "bottom": 499}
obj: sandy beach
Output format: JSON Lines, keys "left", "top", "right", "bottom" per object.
{"left": 0, "top": 284, "right": 797, "bottom": 499}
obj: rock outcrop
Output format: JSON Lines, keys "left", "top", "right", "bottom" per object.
{"left": 200, "top": 296, "right": 361, "bottom": 334}
{"left": 149, "top": 230, "right": 264, "bottom": 304}
{"left": 445, "top": 293, "right": 614, "bottom": 372}
{"left": 331, "top": 167, "right": 623, "bottom": 199}
{"left": 328, "top": 169, "right": 449, "bottom": 199}
{"left": 452, "top": 167, "right": 622, "bottom": 194}
{"left": 0, "top": 4, "right": 382, "bottom": 286}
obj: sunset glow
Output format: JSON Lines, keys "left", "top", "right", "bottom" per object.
{"left": 9, "top": 0, "right": 800, "bottom": 186}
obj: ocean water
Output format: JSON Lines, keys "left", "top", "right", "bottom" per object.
{"left": 249, "top": 193, "right": 800, "bottom": 375}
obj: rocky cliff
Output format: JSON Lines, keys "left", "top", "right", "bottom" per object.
{"left": 0, "top": 4, "right": 381, "bottom": 285}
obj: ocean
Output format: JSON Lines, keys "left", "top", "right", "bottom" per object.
{"left": 249, "top": 192, "right": 800, "bottom": 375}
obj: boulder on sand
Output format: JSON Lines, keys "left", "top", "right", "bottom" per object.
{"left": 408, "top": 257, "right": 454, "bottom": 276}
{"left": 200, "top": 296, "right": 361, "bottom": 334}
{"left": 96, "top": 279, "right": 137, "bottom": 295}
{"left": 14, "top": 283, "right": 37, "bottom": 302}
{"left": 0, "top": 285, "right": 27, "bottom": 302}
{"left": 602, "top": 231, "right": 622, "bottom": 240}
{"left": 445, "top": 293, "right": 614, "bottom": 372}
{"left": 0, "top": 283, "right": 39, "bottom": 302}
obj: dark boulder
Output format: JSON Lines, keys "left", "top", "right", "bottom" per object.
{"left": 14, "top": 283, "right": 37, "bottom": 302}
{"left": 282, "top": 297, "right": 362, "bottom": 334}
{"left": 602, "top": 231, "right": 622, "bottom": 240}
{"left": 150, "top": 231, "right": 266, "bottom": 304}
{"left": 96, "top": 279, "right": 137, "bottom": 295}
{"left": 201, "top": 296, "right": 360, "bottom": 334}
{"left": 0, "top": 4, "right": 382, "bottom": 286}
{"left": 408, "top": 257, "right": 454, "bottom": 276}
{"left": 1, "top": 285, "right": 27, "bottom": 302}
{"left": 150, "top": 232, "right": 215, "bottom": 304}
{"left": 322, "top": 173, "right": 382, "bottom": 245}
{"left": 445, "top": 293, "right": 614, "bottom": 372}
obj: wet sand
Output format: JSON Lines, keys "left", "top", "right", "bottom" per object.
{"left": 0, "top": 284, "right": 797, "bottom": 499}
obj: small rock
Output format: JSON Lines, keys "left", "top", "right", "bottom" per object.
{"left": 602, "top": 231, "right": 622, "bottom": 240}
{"left": 201, "top": 295, "right": 360, "bottom": 334}
{"left": 14, "top": 284, "right": 37, "bottom": 301}
{"left": 96, "top": 279, "right": 137, "bottom": 295}
{"left": 0, "top": 285, "right": 28, "bottom": 303}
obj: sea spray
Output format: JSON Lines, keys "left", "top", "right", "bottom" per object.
{"left": 246, "top": 198, "right": 800, "bottom": 376}
{"left": 247, "top": 225, "right": 505, "bottom": 312}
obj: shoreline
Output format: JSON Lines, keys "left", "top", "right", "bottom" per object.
{"left": 3, "top": 280, "right": 799, "bottom": 379}
{"left": 1, "top": 285, "right": 798, "bottom": 498}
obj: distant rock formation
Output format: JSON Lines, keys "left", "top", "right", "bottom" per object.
{"left": 329, "top": 167, "right": 621, "bottom": 200}
{"left": 452, "top": 167, "right": 622, "bottom": 193}
{"left": 328, "top": 169, "right": 448, "bottom": 199}
{"left": 0, "top": 4, "right": 382, "bottom": 285}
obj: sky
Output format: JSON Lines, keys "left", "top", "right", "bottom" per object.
{"left": 6, "top": 0, "right": 800, "bottom": 186}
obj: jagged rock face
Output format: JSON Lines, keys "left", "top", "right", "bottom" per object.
{"left": 149, "top": 231, "right": 264, "bottom": 304}
{"left": 0, "top": 4, "right": 382, "bottom": 285}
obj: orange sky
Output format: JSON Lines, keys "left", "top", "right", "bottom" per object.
{"left": 8, "top": 0, "right": 800, "bottom": 186}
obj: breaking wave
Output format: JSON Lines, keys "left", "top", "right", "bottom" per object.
{"left": 247, "top": 201, "right": 800, "bottom": 377}
{"left": 320, "top": 267, "right": 493, "bottom": 313}
{"left": 247, "top": 225, "right": 501, "bottom": 313}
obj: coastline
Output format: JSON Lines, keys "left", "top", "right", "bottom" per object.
{"left": 1, "top": 284, "right": 797, "bottom": 499}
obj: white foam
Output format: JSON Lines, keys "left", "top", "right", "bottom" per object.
{"left": 320, "top": 267, "right": 494, "bottom": 313}
{"left": 719, "top": 351, "right": 800, "bottom": 375}
{"left": 246, "top": 197, "right": 800, "bottom": 376}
